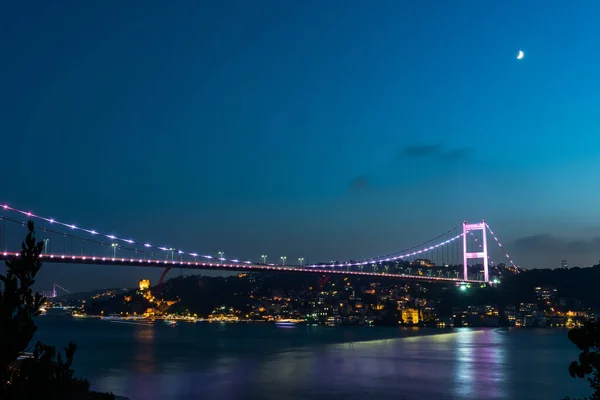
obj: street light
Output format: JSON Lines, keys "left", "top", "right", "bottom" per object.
{"left": 261, "top": 255, "right": 267, "bottom": 265}
{"left": 280, "top": 256, "right": 286, "bottom": 266}
{"left": 218, "top": 251, "right": 224, "bottom": 264}
{"left": 111, "top": 243, "right": 118, "bottom": 258}
{"left": 298, "top": 257, "right": 304, "bottom": 267}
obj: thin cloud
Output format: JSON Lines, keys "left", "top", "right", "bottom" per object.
{"left": 348, "top": 175, "right": 370, "bottom": 192}
{"left": 513, "top": 234, "right": 600, "bottom": 254}
{"left": 445, "top": 146, "right": 473, "bottom": 161}
{"left": 404, "top": 144, "right": 443, "bottom": 157}
{"left": 401, "top": 144, "right": 473, "bottom": 161}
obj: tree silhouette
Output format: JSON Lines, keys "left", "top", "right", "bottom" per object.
{"left": 564, "top": 319, "right": 600, "bottom": 400}
{"left": 0, "top": 220, "right": 46, "bottom": 383}
{"left": 0, "top": 220, "right": 114, "bottom": 399}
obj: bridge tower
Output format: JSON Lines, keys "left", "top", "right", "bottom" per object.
{"left": 52, "top": 283, "right": 57, "bottom": 299}
{"left": 463, "top": 221, "right": 489, "bottom": 282}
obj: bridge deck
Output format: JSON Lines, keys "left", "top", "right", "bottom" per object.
{"left": 0, "top": 252, "right": 482, "bottom": 284}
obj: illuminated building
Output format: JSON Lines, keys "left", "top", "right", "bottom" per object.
{"left": 519, "top": 303, "right": 538, "bottom": 313}
{"left": 534, "top": 286, "right": 557, "bottom": 301}
{"left": 208, "top": 306, "right": 241, "bottom": 322}
{"left": 566, "top": 310, "right": 587, "bottom": 318}
{"left": 401, "top": 308, "right": 421, "bottom": 325}
{"left": 421, "top": 306, "right": 438, "bottom": 322}
{"left": 415, "top": 259, "right": 434, "bottom": 267}
{"left": 504, "top": 305, "right": 517, "bottom": 326}
{"left": 139, "top": 279, "right": 151, "bottom": 291}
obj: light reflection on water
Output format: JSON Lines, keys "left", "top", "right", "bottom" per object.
{"left": 453, "top": 330, "right": 504, "bottom": 399}
{"left": 35, "top": 317, "right": 589, "bottom": 400}
{"left": 135, "top": 327, "right": 155, "bottom": 374}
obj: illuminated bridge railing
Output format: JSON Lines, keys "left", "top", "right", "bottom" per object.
{"left": 0, "top": 252, "right": 483, "bottom": 284}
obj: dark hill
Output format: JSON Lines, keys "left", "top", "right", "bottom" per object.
{"left": 81, "top": 266, "right": 600, "bottom": 317}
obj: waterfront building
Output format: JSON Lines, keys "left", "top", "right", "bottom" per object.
{"left": 139, "top": 279, "right": 150, "bottom": 291}
{"left": 401, "top": 308, "right": 421, "bottom": 325}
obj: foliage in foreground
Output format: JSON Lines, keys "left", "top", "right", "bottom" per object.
{"left": 562, "top": 319, "right": 600, "bottom": 400}
{"left": 0, "top": 220, "right": 115, "bottom": 399}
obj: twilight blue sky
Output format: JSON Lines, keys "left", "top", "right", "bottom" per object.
{"left": 2, "top": 1, "right": 600, "bottom": 291}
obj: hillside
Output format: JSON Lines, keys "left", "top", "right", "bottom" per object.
{"left": 80, "top": 265, "right": 600, "bottom": 318}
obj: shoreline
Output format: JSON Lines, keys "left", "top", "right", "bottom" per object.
{"left": 69, "top": 314, "right": 573, "bottom": 329}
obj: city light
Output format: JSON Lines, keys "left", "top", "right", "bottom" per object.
{"left": 111, "top": 243, "right": 118, "bottom": 258}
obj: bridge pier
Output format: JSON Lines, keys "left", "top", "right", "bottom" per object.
{"left": 463, "top": 221, "right": 489, "bottom": 282}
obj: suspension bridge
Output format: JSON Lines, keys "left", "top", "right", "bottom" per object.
{"left": 40, "top": 282, "right": 72, "bottom": 299}
{"left": 0, "top": 204, "right": 520, "bottom": 285}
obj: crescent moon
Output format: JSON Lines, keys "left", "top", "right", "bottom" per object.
{"left": 517, "top": 50, "right": 524, "bottom": 60}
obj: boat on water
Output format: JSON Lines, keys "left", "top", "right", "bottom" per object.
{"left": 274, "top": 319, "right": 302, "bottom": 327}
{"left": 110, "top": 320, "right": 154, "bottom": 326}
{"left": 164, "top": 320, "right": 177, "bottom": 326}
{"left": 102, "top": 315, "right": 154, "bottom": 326}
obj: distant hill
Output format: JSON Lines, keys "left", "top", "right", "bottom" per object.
{"left": 502, "top": 265, "right": 600, "bottom": 308}
{"left": 53, "top": 288, "right": 130, "bottom": 302}
{"left": 83, "top": 273, "right": 376, "bottom": 316}
{"left": 80, "top": 265, "right": 600, "bottom": 317}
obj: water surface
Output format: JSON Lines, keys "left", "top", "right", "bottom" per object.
{"left": 35, "top": 314, "right": 588, "bottom": 400}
